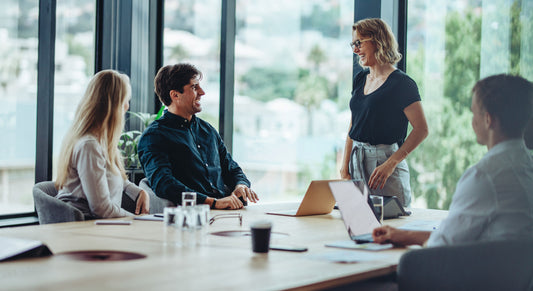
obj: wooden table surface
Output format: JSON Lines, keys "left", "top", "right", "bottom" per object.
{"left": 0, "top": 203, "right": 447, "bottom": 291}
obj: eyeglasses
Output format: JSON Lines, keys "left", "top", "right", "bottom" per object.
{"left": 209, "top": 213, "right": 242, "bottom": 226}
{"left": 350, "top": 39, "right": 371, "bottom": 50}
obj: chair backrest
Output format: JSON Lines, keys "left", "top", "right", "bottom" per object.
{"left": 397, "top": 239, "right": 533, "bottom": 291}
{"left": 33, "top": 181, "right": 85, "bottom": 224}
{"left": 139, "top": 178, "right": 174, "bottom": 214}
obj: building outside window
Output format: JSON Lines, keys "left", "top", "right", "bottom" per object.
{"left": 232, "top": 0, "right": 354, "bottom": 202}
{"left": 163, "top": 0, "right": 221, "bottom": 127}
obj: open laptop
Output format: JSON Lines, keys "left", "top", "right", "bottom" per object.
{"left": 328, "top": 180, "right": 381, "bottom": 243}
{"left": 266, "top": 180, "right": 339, "bottom": 216}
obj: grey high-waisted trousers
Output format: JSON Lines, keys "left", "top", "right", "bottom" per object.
{"left": 349, "top": 140, "right": 411, "bottom": 207}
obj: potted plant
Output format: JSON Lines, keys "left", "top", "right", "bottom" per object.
{"left": 119, "top": 106, "right": 164, "bottom": 184}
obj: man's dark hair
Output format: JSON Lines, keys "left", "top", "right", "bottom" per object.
{"left": 154, "top": 63, "right": 202, "bottom": 106}
{"left": 472, "top": 74, "right": 533, "bottom": 138}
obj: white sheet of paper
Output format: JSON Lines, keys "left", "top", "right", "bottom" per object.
{"left": 133, "top": 214, "right": 164, "bottom": 221}
{"left": 309, "top": 250, "right": 388, "bottom": 263}
{"left": 325, "top": 240, "right": 394, "bottom": 251}
{"left": 329, "top": 181, "right": 381, "bottom": 237}
{"left": 398, "top": 220, "right": 440, "bottom": 231}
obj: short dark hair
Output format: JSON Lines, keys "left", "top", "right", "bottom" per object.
{"left": 472, "top": 74, "right": 533, "bottom": 138}
{"left": 154, "top": 63, "right": 202, "bottom": 106}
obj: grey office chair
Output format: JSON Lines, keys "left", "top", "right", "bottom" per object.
{"left": 33, "top": 181, "right": 85, "bottom": 224}
{"left": 397, "top": 239, "right": 533, "bottom": 291}
{"left": 139, "top": 178, "right": 174, "bottom": 213}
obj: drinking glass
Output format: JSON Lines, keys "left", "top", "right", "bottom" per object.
{"left": 194, "top": 204, "right": 210, "bottom": 245}
{"left": 163, "top": 207, "right": 182, "bottom": 246}
{"left": 181, "top": 206, "right": 198, "bottom": 247}
{"left": 370, "top": 195, "right": 384, "bottom": 224}
{"left": 182, "top": 192, "right": 197, "bottom": 207}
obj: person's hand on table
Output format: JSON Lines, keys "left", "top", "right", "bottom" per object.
{"left": 135, "top": 190, "right": 150, "bottom": 215}
{"left": 215, "top": 194, "right": 244, "bottom": 210}
{"left": 232, "top": 184, "right": 259, "bottom": 203}
{"left": 373, "top": 225, "right": 430, "bottom": 246}
{"left": 373, "top": 225, "right": 402, "bottom": 244}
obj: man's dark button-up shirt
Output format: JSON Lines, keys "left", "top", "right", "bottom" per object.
{"left": 138, "top": 111, "right": 250, "bottom": 205}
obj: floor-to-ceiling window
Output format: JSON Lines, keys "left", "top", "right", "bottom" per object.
{"left": 163, "top": 0, "right": 221, "bottom": 127}
{"left": 0, "top": 0, "right": 39, "bottom": 215}
{"left": 0, "top": 0, "right": 95, "bottom": 216}
{"left": 53, "top": 0, "right": 96, "bottom": 179}
{"left": 233, "top": 0, "right": 355, "bottom": 202}
{"left": 406, "top": 0, "right": 533, "bottom": 209}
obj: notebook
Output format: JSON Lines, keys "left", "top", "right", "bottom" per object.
{"left": 328, "top": 180, "right": 381, "bottom": 243}
{"left": 266, "top": 180, "right": 339, "bottom": 216}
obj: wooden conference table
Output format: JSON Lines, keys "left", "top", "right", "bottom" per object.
{"left": 0, "top": 203, "right": 447, "bottom": 291}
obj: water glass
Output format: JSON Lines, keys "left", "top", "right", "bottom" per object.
{"left": 163, "top": 207, "right": 183, "bottom": 246}
{"left": 165, "top": 203, "right": 209, "bottom": 247}
{"left": 182, "top": 192, "right": 197, "bottom": 207}
{"left": 370, "top": 195, "right": 384, "bottom": 224}
{"left": 181, "top": 206, "right": 198, "bottom": 247}
{"left": 194, "top": 204, "right": 210, "bottom": 245}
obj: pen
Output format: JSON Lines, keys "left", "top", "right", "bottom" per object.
{"left": 95, "top": 220, "right": 132, "bottom": 225}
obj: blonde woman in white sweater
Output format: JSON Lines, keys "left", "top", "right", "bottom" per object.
{"left": 56, "top": 70, "right": 149, "bottom": 218}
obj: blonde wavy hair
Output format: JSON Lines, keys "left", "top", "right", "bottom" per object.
{"left": 353, "top": 18, "right": 402, "bottom": 66}
{"left": 56, "top": 70, "right": 131, "bottom": 189}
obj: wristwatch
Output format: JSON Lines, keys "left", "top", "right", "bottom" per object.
{"left": 211, "top": 199, "right": 217, "bottom": 209}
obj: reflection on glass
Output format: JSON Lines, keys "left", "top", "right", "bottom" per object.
{"left": 234, "top": 0, "right": 354, "bottom": 202}
{"left": 0, "top": 0, "right": 39, "bottom": 214}
{"left": 406, "top": 0, "right": 533, "bottom": 209}
{"left": 163, "top": 0, "right": 221, "bottom": 127}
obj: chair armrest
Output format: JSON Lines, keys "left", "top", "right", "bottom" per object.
{"left": 139, "top": 178, "right": 174, "bottom": 213}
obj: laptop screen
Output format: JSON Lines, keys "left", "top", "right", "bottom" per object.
{"left": 328, "top": 180, "right": 381, "bottom": 237}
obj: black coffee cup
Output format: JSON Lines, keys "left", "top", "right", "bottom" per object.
{"left": 251, "top": 221, "right": 272, "bottom": 253}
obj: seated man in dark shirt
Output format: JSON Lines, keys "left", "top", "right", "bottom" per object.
{"left": 138, "top": 63, "right": 259, "bottom": 209}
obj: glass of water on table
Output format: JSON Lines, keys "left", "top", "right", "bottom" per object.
{"left": 370, "top": 195, "right": 384, "bottom": 224}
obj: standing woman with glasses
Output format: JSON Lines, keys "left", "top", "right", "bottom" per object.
{"left": 56, "top": 70, "right": 150, "bottom": 218}
{"left": 340, "top": 18, "right": 428, "bottom": 207}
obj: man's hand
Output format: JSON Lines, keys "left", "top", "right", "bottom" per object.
{"left": 372, "top": 225, "right": 430, "bottom": 246}
{"left": 215, "top": 194, "right": 244, "bottom": 210}
{"left": 232, "top": 184, "right": 259, "bottom": 203}
{"left": 372, "top": 225, "right": 400, "bottom": 244}
{"left": 135, "top": 190, "right": 150, "bottom": 215}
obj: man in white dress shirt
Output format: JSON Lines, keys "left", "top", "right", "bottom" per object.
{"left": 372, "top": 74, "right": 533, "bottom": 247}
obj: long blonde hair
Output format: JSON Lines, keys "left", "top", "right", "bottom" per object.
{"left": 353, "top": 18, "right": 402, "bottom": 66}
{"left": 56, "top": 70, "right": 131, "bottom": 189}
